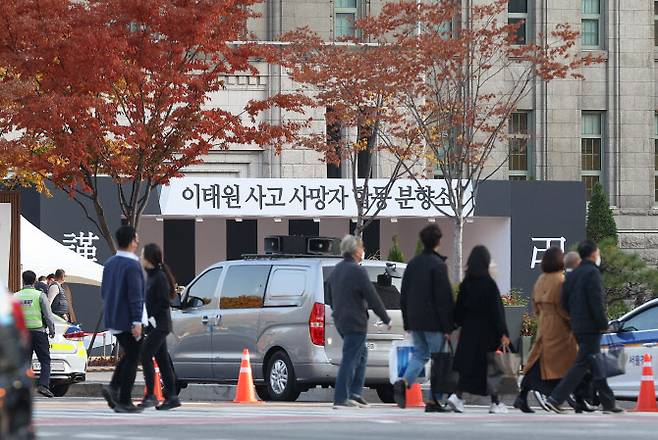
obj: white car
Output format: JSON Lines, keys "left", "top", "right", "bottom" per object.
{"left": 605, "top": 298, "right": 658, "bottom": 399}
{"left": 32, "top": 316, "right": 87, "bottom": 396}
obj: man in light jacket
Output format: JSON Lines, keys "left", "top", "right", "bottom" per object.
{"left": 328, "top": 235, "right": 391, "bottom": 409}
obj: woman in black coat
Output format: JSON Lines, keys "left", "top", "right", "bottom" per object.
{"left": 138, "top": 243, "right": 181, "bottom": 410}
{"left": 447, "top": 245, "right": 510, "bottom": 414}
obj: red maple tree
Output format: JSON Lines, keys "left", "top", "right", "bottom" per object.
{"left": 284, "top": 0, "right": 599, "bottom": 276}
{"left": 0, "top": 0, "right": 307, "bottom": 251}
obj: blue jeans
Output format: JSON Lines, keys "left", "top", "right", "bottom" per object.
{"left": 403, "top": 331, "right": 445, "bottom": 402}
{"left": 334, "top": 332, "right": 368, "bottom": 404}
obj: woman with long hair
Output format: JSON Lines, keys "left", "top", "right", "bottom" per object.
{"left": 514, "top": 247, "right": 579, "bottom": 413}
{"left": 137, "top": 243, "right": 181, "bottom": 410}
{"left": 448, "top": 245, "right": 510, "bottom": 414}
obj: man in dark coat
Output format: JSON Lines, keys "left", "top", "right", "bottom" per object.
{"left": 328, "top": 235, "right": 391, "bottom": 408}
{"left": 394, "top": 224, "right": 454, "bottom": 411}
{"left": 545, "top": 240, "right": 623, "bottom": 414}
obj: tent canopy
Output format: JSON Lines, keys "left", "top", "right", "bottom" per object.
{"left": 20, "top": 217, "right": 104, "bottom": 286}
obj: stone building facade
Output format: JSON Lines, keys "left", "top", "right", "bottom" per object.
{"left": 183, "top": 0, "right": 658, "bottom": 262}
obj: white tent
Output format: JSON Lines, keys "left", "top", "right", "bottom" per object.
{"left": 20, "top": 216, "right": 104, "bottom": 286}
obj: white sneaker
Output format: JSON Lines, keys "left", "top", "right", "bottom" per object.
{"left": 447, "top": 394, "right": 465, "bottom": 413}
{"left": 489, "top": 403, "right": 509, "bottom": 414}
{"left": 333, "top": 400, "right": 359, "bottom": 409}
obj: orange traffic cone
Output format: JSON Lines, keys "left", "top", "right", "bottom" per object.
{"left": 405, "top": 383, "right": 425, "bottom": 408}
{"left": 233, "top": 348, "right": 261, "bottom": 404}
{"left": 629, "top": 353, "right": 658, "bottom": 413}
{"left": 144, "top": 358, "right": 164, "bottom": 402}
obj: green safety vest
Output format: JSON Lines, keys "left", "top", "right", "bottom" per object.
{"left": 14, "top": 287, "right": 44, "bottom": 330}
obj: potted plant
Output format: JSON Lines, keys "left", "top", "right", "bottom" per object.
{"left": 501, "top": 288, "right": 527, "bottom": 352}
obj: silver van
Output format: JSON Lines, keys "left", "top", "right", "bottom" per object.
{"left": 168, "top": 256, "right": 406, "bottom": 402}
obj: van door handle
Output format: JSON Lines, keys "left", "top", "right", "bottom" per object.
{"left": 214, "top": 315, "right": 222, "bottom": 326}
{"left": 201, "top": 316, "right": 209, "bottom": 325}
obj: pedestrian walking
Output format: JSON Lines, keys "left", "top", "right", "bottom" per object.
{"left": 544, "top": 240, "right": 623, "bottom": 414}
{"left": 514, "top": 247, "right": 577, "bottom": 413}
{"left": 394, "top": 224, "right": 454, "bottom": 412}
{"left": 138, "top": 243, "right": 181, "bottom": 411}
{"left": 327, "top": 235, "right": 391, "bottom": 409}
{"left": 448, "top": 245, "right": 510, "bottom": 414}
{"left": 564, "top": 251, "right": 581, "bottom": 273}
{"left": 14, "top": 270, "right": 56, "bottom": 398}
{"left": 100, "top": 226, "right": 145, "bottom": 413}
{"left": 47, "top": 269, "right": 69, "bottom": 321}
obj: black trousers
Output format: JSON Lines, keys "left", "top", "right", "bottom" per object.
{"left": 550, "top": 333, "right": 616, "bottom": 409}
{"left": 30, "top": 331, "right": 51, "bottom": 388}
{"left": 140, "top": 329, "right": 177, "bottom": 399}
{"left": 110, "top": 331, "right": 143, "bottom": 403}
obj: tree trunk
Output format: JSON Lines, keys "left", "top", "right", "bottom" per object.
{"left": 453, "top": 216, "right": 464, "bottom": 282}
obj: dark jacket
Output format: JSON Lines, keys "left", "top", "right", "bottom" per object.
{"left": 145, "top": 268, "right": 173, "bottom": 334}
{"left": 453, "top": 274, "right": 508, "bottom": 396}
{"left": 400, "top": 249, "right": 454, "bottom": 333}
{"left": 561, "top": 259, "right": 608, "bottom": 334}
{"left": 101, "top": 254, "right": 145, "bottom": 332}
{"left": 327, "top": 256, "right": 391, "bottom": 335}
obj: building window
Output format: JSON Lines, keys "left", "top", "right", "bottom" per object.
{"left": 335, "top": 0, "right": 358, "bottom": 38}
{"left": 655, "top": 113, "right": 658, "bottom": 202}
{"left": 581, "top": 112, "right": 603, "bottom": 201}
{"left": 655, "top": 2, "right": 658, "bottom": 47}
{"left": 509, "top": 112, "right": 530, "bottom": 180}
{"left": 508, "top": 0, "right": 527, "bottom": 45}
{"left": 581, "top": 0, "right": 601, "bottom": 48}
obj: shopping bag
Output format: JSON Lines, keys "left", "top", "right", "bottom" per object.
{"left": 388, "top": 335, "right": 430, "bottom": 385}
{"left": 591, "top": 345, "right": 627, "bottom": 379}
{"left": 431, "top": 340, "right": 459, "bottom": 394}
{"left": 486, "top": 347, "right": 520, "bottom": 395}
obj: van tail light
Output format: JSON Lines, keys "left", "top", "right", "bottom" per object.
{"left": 309, "top": 302, "right": 325, "bottom": 346}
{"left": 63, "top": 331, "right": 86, "bottom": 341}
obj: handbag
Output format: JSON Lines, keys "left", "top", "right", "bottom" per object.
{"left": 431, "top": 340, "right": 459, "bottom": 394}
{"left": 388, "top": 335, "right": 430, "bottom": 385}
{"left": 591, "top": 345, "right": 627, "bottom": 379}
{"left": 486, "top": 346, "right": 521, "bottom": 395}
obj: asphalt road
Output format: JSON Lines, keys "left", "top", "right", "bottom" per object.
{"left": 33, "top": 397, "right": 658, "bottom": 440}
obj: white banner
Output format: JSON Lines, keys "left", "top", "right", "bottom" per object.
{"left": 0, "top": 203, "right": 11, "bottom": 288}
{"left": 159, "top": 178, "right": 472, "bottom": 218}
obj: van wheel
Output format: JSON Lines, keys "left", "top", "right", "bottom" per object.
{"left": 265, "top": 351, "right": 300, "bottom": 402}
{"left": 50, "top": 383, "right": 70, "bottom": 397}
{"left": 376, "top": 384, "right": 395, "bottom": 403}
{"left": 255, "top": 385, "right": 271, "bottom": 401}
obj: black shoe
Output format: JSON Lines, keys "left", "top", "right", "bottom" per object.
{"left": 393, "top": 380, "right": 407, "bottom": 409}
{"left": 425, "top": 401, "right": 450, "bottom": 413}
{"left": 101, "top": 386, "right": 119, "bottom": 409}
{"left": 138, "top": 395, "right": 159, "bottom": 408}
{"left": 545, "top": 397, "right": 564, "bottom": 414}
{"left": 37, "top": 385, "right": 54, "bottom": 398}
{"left": 579, "top": 398, "right": 598, "bottom": 413}
{"left": 513, "top": 395, "right": 534, "bottom": 414}
{"left": 350, "top": 395, "right": 369, "bottom": 407}
{"left": 114, "top": 402, "right": 144, "bottom": 413}
{"left": 156, "top": 398, "right": 182, "bottom": 411}
{"left": 602, "top": 407, "right": 624, "bottom": 414}
{"left": 567, "top": 396, "right": 583, "bottom": 413}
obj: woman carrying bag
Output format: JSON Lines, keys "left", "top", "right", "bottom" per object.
{"left": 448, "top": 245, "right": 511, "bottom": 414}
{"left": 138, "top": 243, "right": 181, "bottom": 410}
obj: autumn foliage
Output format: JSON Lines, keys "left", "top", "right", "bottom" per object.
{"left": 283, "top": 0, "right": 599, "bottom": 276}
{"left": 0, "top": 0, "right": 306, "bottom": 250}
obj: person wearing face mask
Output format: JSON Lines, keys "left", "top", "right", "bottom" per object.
{"left": 564, "top": 252, "right": 582, "bottom": 273}
{"left": 327, "top": 235, "right": 391, "bottom": 409}
{"left": 543, "top": 240, "right": 623, "bottom": 414}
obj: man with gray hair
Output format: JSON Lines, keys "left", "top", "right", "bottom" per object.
{"left": 564, "top": 251, "right": 581, "bottom": 273}
{"left": 327, "top": 234, "right": 391, "bottom": 409}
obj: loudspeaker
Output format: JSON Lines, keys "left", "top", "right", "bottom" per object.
{"left": 264, "top": 235, "right": 307, "bottom": 254}
{"left": 307, "top": 237, "right": 340, "bottom": 255}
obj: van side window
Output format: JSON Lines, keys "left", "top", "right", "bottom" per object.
{"left": 186, "top": 267, "right": 223, "bottom": 309}
{"left": 220, "top": 265, "right": 271, "bottom": 309}
{"left": 264, "top": 268, "right": 307, "bottom": 307}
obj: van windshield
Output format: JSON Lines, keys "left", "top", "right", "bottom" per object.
{"left": 322, "top": 265, "right": 404, "bottom": 310}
